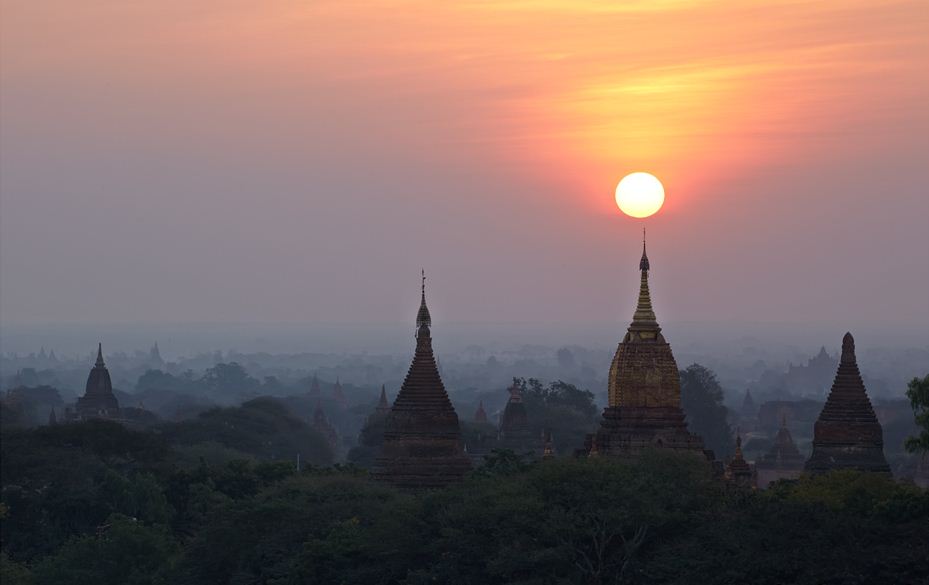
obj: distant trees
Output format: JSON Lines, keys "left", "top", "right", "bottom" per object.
{"left": 679, "top": 364, "right": 734, "bottom": 458}
{"left": 905, "top": 374, "right": 929, "bottom": 454}
{"left": 512, "top": 377, "right": 598, "bottom": 455}
{"left": 161, "top": 397, "right": 333, "bottom": 466}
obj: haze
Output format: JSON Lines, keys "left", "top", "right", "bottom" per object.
{"left": 2, "top": 1, "right": 928, "bottom": 347}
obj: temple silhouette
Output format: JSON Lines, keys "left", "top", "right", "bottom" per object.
{"left": 805, "top": 332, "right": 890, "bottom": 475}
{"left": 587, "top": 233, "right": 708, "bottom": 458}
{"left": 70, "top": 343, "right": 120, "bottom": 421}
{"left": 372, "top": 272, "right": 471, "bottom": 489}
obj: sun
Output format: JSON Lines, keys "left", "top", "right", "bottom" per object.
{"left": 614, "top": 172, "right": 665, "bottom": 218}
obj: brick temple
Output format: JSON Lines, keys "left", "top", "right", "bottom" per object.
{"left": 588, "top": 234, "right": 708, "bottom": 457}
{"left": 805, "top": 332, "right": 890, "bottom": 475}
{"left": 372, "top": 273, "right": 471, "bottom": 489}
{"left": 755, "top": 416, "right": 805, "bottom": 487}
{"left": 72, "top": 343, "right": 120, "bottom": 420}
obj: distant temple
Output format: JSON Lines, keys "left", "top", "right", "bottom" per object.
{"left": 312, "top": 400, "right": 339, "bottom": 452}
{"left": 588, "top": 233, "right": 707, "bottom": 457}
{"left": 375, "top": 384, "right": 390, "bottom": 415}
{"left": 498, "top": 382, "right": 536, "bottom": 454}
{"left": 333, "top": 377, "right": 346, "bottom": 406}
{"left": 148, "top": 342, "right": 164, "bottom": 367}
{"left": 346, "top": 385, "right": 391, "bottom": 468}
{"left": 724, "top": 434, "right": 755, "bottom": 487}
{"left": 72, "top": 343, "right": 120, "bottom": 420}
{"left": 473, "top": 401, "right": 488, "bottom": 423}
{"left": 372, "top": 273, "right": 471, "bottom": 488}
{"left": 804, "top": 333, "right": 890, "bottom": 475}
{"left": 755, "top": 415, "right": 805, "bottom": 487}
{"left": 309, "top": 374, "right": 321, "bottom": 397}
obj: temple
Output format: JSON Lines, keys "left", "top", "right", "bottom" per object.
{"left": 346, "top": 386, "right": 391, "bottom": 468}
{"left": 589, "top": 233, "right": 707, "bottom": 457}
{"left": 724, "top": 434, "right": 755, "bottom": 487}
{"left": 73, "top": 343, "right": 120, "bottom": 420}
{"left": 312, "top": 400, "right": 340, "bottom": 452}
{"left": 333, "top": 378, "right": 346, "bottom": 406}
{"left": 473, "top": 401, "right": 488, "bottom": 423}
{"left": 309, "top": 374, "right": 321, "bottom": 397}
{"left": 805, "top": 333, "right": 890, "bottom": 475}
{"left": 755, "top": 415, "right": 805, "bottom": 488}
{"left": 372, "top": 272, "right": 471, "bottom": 489}
{"left": 498, "top": 382, "right": 535, "bottom": 454}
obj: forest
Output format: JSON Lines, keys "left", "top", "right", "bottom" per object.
{"left": 2, "top": 416, "right": 928, "bottom": 585}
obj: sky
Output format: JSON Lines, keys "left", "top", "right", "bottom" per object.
{"left": 1, "top": 0, "right": 928, "bottom": 346}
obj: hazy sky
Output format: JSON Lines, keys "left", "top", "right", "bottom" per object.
{"left": 2, "top": 1, "right": 928, "bottom": 336}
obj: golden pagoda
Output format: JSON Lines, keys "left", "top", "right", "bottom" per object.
{"left": 590, "top": 233, "right": 708, "bottom": 457}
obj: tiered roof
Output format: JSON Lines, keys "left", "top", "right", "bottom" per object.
{"left": 805, "top": 333, "right": 889, "bottom": 475}
{"left": 75, "top": 343, "right": 120, "bottom": 417}
{"left": 594, "top": 233, "right": 707, "bottom": 457}
{"left": 373, "top": 273, "right": 471, "bottom": 489}
{"left": 474, "top": 401, "right": 488, "bottom": 423}
{"left": 499, "top": 382, "right": 534, "bottom": 453}
{"left": 725, "top": 434, "right": 755, "bottom": 487}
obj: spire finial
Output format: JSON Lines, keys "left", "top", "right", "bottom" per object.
{"left": 416, "top": 269, "right": 432, "bottom": 330}
{"left": 95, "top": 342, "right": 105, "bottom": 367}
{"left": 639, "top": 226, "right": 650, "bottom": 272}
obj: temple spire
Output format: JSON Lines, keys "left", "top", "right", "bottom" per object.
{"left": 95, "top": 342, "right": 105, "bottom": 367}
{"left": 378, "top": 384, "right": 389, "bottom": 410}
{"left": 416, "top": 269, "right": 432, "bottom": 331}
{"left": 631, "top": 230, "right": 657, "bottom": 327}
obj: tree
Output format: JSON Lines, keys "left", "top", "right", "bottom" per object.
{"left": 512, "top": 377, "right": 598, "bottom": 455}
{"left": 160, "top": 397, "right": 333, "bottom": 465}
{"left": 33, "top": 514, "right": 179, "bottom": 585}
{"left": 679, "top": 364, "right": 734, "bottom": 458}
{"left": 905, "top": 374, "right": 929, "bottom": 454}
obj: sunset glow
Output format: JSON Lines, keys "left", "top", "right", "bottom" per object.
{"left": 1, "top": 0, "right": 926, "bottom": 328}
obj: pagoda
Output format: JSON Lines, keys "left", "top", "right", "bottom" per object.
{"left": 74, "top": 343, "right": 120, "bottom": 419}
{"left": 804, "top": 333, "right": 890, "bottom": 475}
{"left": 498, "top": 382, "right": 535, "bottom": 454}
{"left": 309, "top": 374, "right": 321, "bottom": 397}
{"left": 473, "top": 401, "right": 488, "bottom": 423}
{"left": 724, "top": 434, "right": 755, "bottom": 487}
{"left": 590, "top": 233, "right": 707, "bottom": 457}
{"left": 755, "top": 415, "right": 805, "bottom": 488}
{"left": 312, "top": 400, "right": 340, "bottom": 452}
{"left": 372, "top": 272, "right": 471, "bottom": 489}
{"left": 333, "top": 377, "right": 346, "bottom": 406}
{"left": 375, "top": 385, "right": 390, "bottom": 414}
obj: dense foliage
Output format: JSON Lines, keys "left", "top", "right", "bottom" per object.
{"left": 511, "top": 377, "right": 599, "bottom": 455}
{"left": 680, "top": 364, "right": 735, "bottom": 458}
{"left": 905, "top": 374, "right": 929, "bottom": 454}
{"left": 2, "top": 422, "right": 927, "bottom": 585}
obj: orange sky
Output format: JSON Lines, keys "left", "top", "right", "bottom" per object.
{"left": 1, "top": 0, "right": 927, "bottom": 334}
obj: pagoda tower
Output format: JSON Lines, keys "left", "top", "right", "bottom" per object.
{"left": 804, "top": 333, "right": 890, "bottom": 475}
{"left": 333, "top": 377, "right": 346, "bottom": 406}
{"left": 376, "top": 385, "right": 390, "bottom": 414}
{"left": 591, "top": 233, "right": 707, "bottom": 457}
{"left": 724, "top": 434, "right": 755, "bottom": 487}
{"left": 309, "top": 374, "right": 321, "bottom": 397}
{"left": 755, "top": 415, "right": 805, "bottom": 487}
{"left": 312, "top": 400, "right": 340, "bottom": 452}
{"left": 74, "top": 343, "right": 120, "bottom": 419}
{"left": 372, "top": 272, "right": 471, "bottom": 489}
{"left": 473, "top": 401, "right": 488, "bottom": 423}
{"left": 499, "top": 381, "right": 535, "bottom": 454}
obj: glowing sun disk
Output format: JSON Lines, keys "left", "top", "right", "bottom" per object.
{"left": 615, "top": 172, "right": 665, "bottom": 218}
